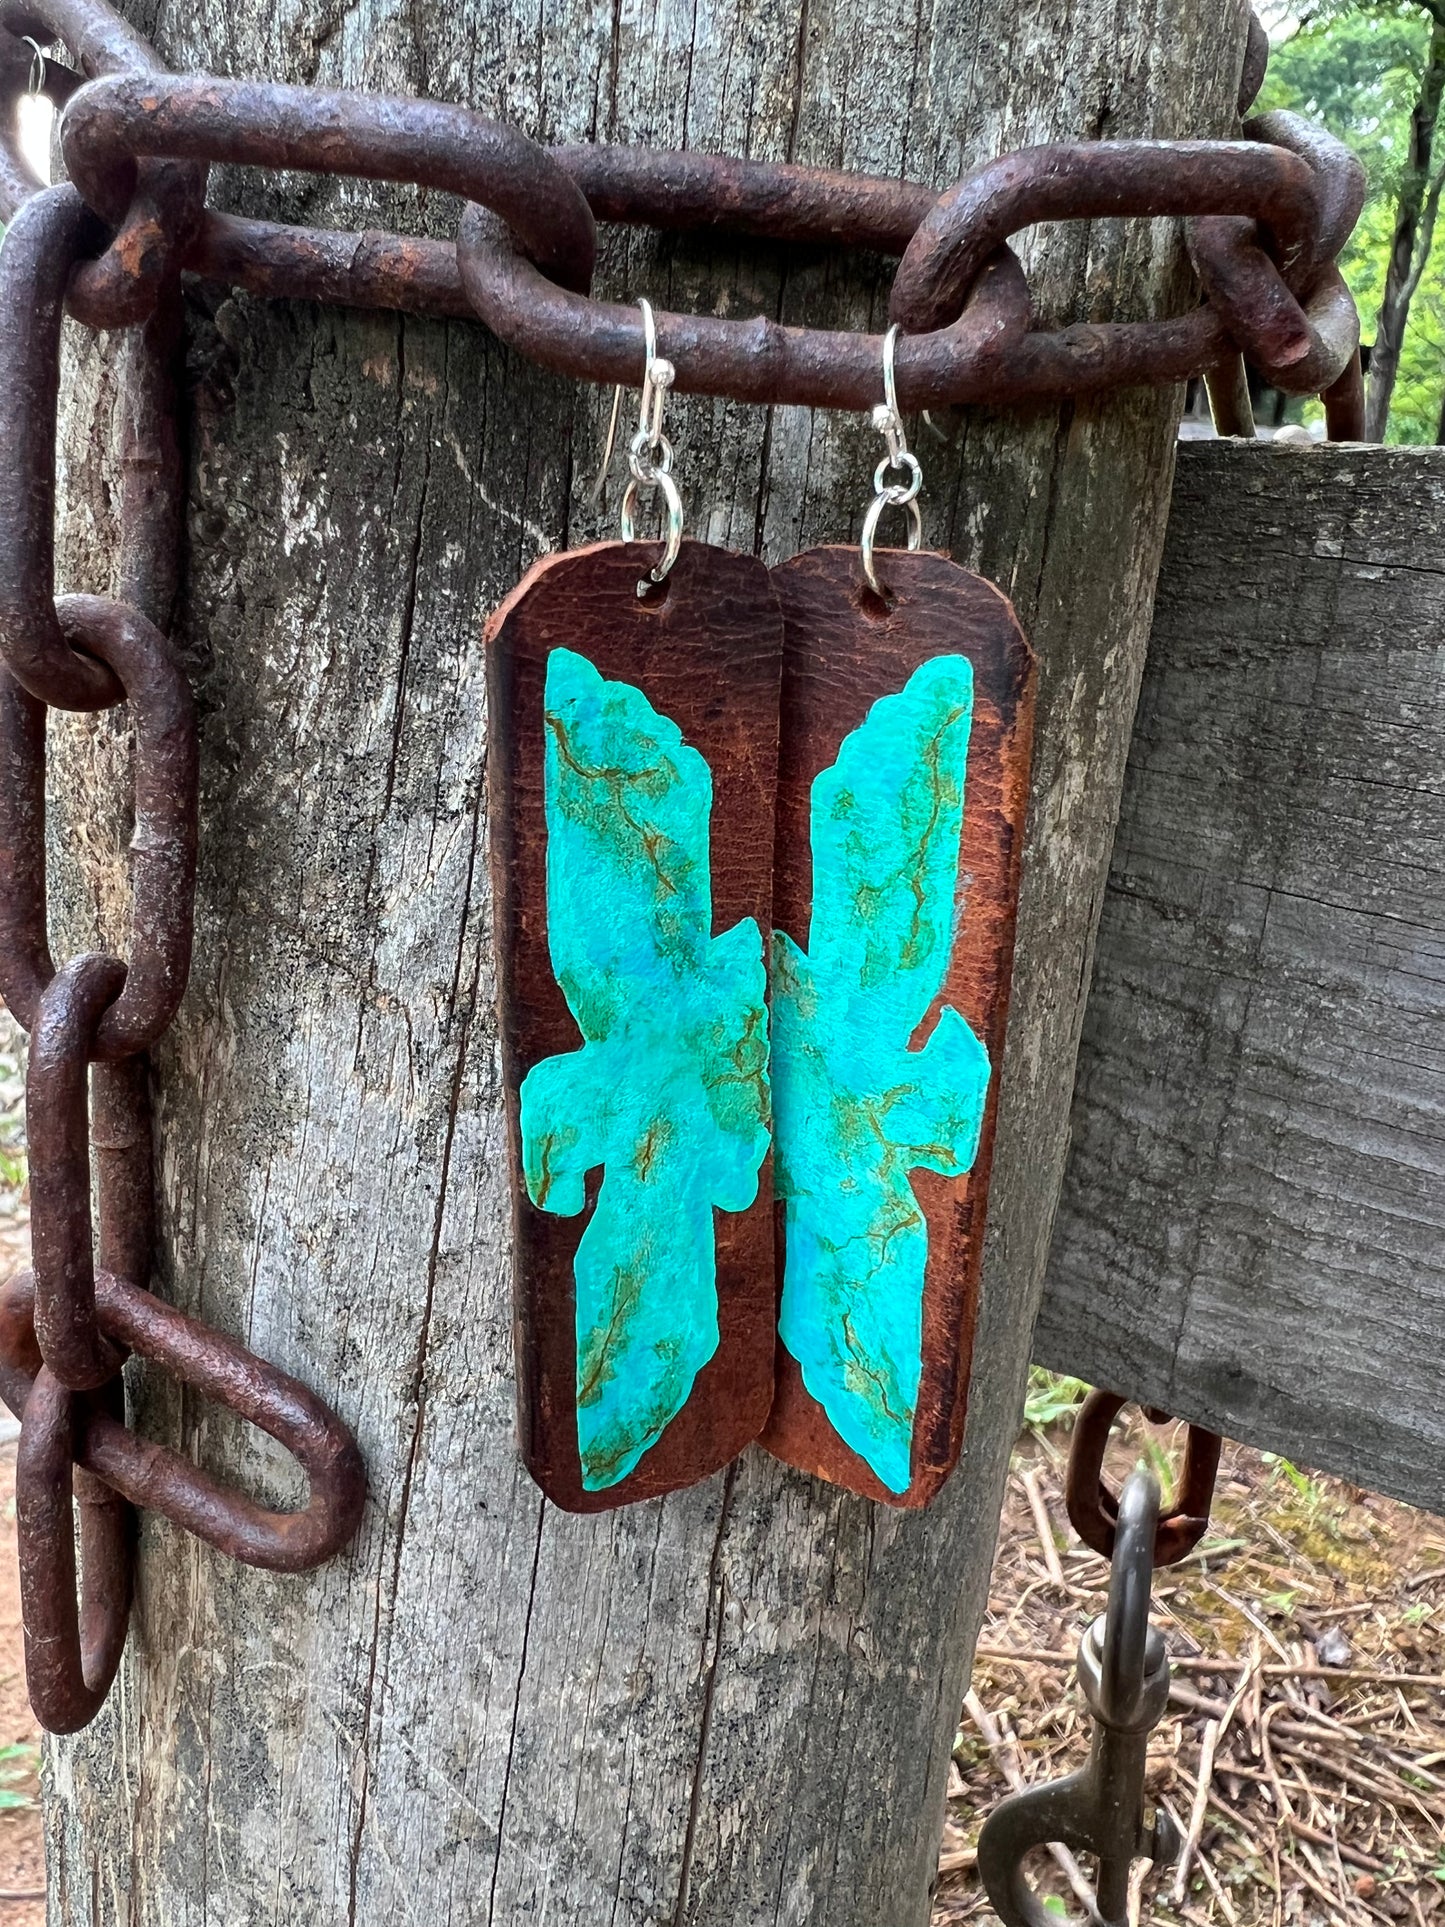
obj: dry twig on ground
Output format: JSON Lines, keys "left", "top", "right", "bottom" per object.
{"left": 935, "top": 1402, "right": 1445, "bottom": 1927}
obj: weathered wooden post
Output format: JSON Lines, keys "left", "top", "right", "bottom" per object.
{"left": 41, "top": 1, "right": 1248, "bottom": 1919}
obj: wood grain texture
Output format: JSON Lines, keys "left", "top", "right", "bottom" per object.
{"left": 1036, "top": 443, "right": 1445, "bottom": 1516}
{"left": 485, "top": 540, "right": 780, "bottom": 1509}
{"left": 763, "top": 547, "right": 1034, "bottom": 1505}
{"left": 41, "top": 0, "right": 1248, "bottom": 1920}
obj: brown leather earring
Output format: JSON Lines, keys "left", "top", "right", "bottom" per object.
{"left": 763, "top": 325, "right": 1038, "bottom": 1506}
{"left": 486, "top": 301, "right": 784, "bottom": 1511}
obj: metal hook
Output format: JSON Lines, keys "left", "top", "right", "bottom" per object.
{"left": 859, "top": 322, "right": 923, "bottom": 598}
{"left": 633, "top": 297, "right": 666, "bottom": 445}
{"left": 977, "top": 1470, "right": 1181, "bottom": 1927}
{"left": 618, "top": 297, "right": 684, "bottom": 595}
{"left": 21, "top": 36, "right": 48, "bottom": 97}
{"left": 585, "top": 300, "right": 669, "bottom": 509}
{"left": 587, "top": 381, "right": 625, "bottom": 509}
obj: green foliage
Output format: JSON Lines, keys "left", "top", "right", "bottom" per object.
{"left": 1260, "top": 3, "right": 1445, "bottom": 443}
{"left": 1264, "top": 1451, "right": 1316, "bottom": 1496}
{"left": 1021, "top": 1368, "right": 1089, "bottom": 1434}
{"left": 0, "top": 1743, "right": 38, "bottom": 1811}
{"left": 1262, "top": 1587, "right": 1301, "bottom": 1612}
{"left": 1265, "top": 6, "right": 1432, "bottom": 196}
{"left": 0, "top": 1023, "right": 23, "bottom": 1208}
{"left": 1261, "top": 1451, "right": 1339, "bottom": 1529}
{"left": 1140, "top": 1432, "right": 1176, "bottom": 1491}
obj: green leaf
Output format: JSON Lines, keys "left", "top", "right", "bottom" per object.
{"left": 0, "top": 1743, "right": 38, "bottom": 1811}
{"left": 1022, "top": 1368, "right": 1090, "bottom": 1434}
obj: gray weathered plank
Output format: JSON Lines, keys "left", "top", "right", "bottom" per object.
{"left": 1037, "top": 442, "right": 1445, "bottom": 1516}
{"left": 41, "top": 1, "right": 1248, "bottom": 1921}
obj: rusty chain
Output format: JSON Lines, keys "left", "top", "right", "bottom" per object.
{"left": 0, "top": 2, "right": 1367, "bottom": 418}
{"left": 1066, "top": 1390, "right": 1224, "bottom": 1569}
{"left": 0, "top": 0, "right": 375, "bottom": 1737}
{"left": 0, "top": 0, "right": 1361, "bottom": 1732}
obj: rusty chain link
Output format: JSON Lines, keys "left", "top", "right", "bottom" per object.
{"left": 0, "top": 0, "right": 1361, "bottom": 1731}
{"left": 0, "top": 1269, "right": 371, "bottom": 1570}
{"left": 0, "top": 1, "right": 1367, "bottom": 418}
{"left": 15, "top": 1367, "right": 132, "bottom": 1733}
{"left": 1066, "top": 1390, "right": 1224, "bottom": 1569}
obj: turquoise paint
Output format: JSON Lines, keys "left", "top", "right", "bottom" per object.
{"left": 773, "top": 655, "right": 990, "bottom": 1492}
{"left": 520, "top": 648, "right": 771, "bottom": 1490}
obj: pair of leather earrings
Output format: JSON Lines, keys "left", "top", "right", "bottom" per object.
{"left": 487, "top": 306, "right": 1036, "bottom": 1512}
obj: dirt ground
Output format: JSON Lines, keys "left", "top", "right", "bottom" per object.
{"left": 0, "top": 1446, "right": 45, "bottom": 1927}
{"left": 935, "top": 1394, "right": 1445, "bottom": 1926}
{"left": 0, "top": 1187, "right": 44, "bottom": 1927}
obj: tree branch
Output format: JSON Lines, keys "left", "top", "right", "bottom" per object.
{"left": 1399, "top": 160, "right": 1445, "bottom": 310}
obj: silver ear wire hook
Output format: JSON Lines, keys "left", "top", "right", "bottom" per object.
{"left": 859, "top": 322, "right": 923, "bottom": 599}
{"left": 618, "top": 297, "right": 684, "bottom": 596}
{"left": 587, "top": 381, "right": 625, "bottom": 509}
{"left": 586, "top": 301, "right": 669, "bottom": 510}
{"left": 22, "top": 36, "right": 47, "bottom": 97}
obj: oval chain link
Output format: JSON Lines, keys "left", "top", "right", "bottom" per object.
{"left": 1066, "top": 1390, "right": 1224, "bottom": 1569}
{"left": 14, "top": 1368, "right": 133, "bottom": 1733}
{"left": 0, "top": 1271, "right": 369, "bottom": 1572}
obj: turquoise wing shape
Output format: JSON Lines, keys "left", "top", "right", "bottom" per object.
{"left": 520, "top": 648, "right": 770, "bottom": 1491}
{"left": 773, "top": 654, "right": 990, "bottom": 1492}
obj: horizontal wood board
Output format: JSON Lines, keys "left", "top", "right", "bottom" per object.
{"left": 1036, "top": 443, "right": 1445, "bottom": 1515}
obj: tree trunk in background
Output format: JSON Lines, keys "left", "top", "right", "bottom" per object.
{"left": 45, "top": 1, "right": 1245, "bottom": 1920}
{"left": 1363, "top": 1, "right": 1445, "bottom": 442}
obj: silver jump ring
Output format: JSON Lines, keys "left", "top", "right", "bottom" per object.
{"left": 628, "top": 427, "right": 675, "bottom": 482}
{"left": 621, "top": 469, "right": 685, "bottom": 589}
{"left": 872, "top": 449, "right": 922, "bottom": 506}
{"left": 860, "top": 492, "right": 923, "bottom": 597}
